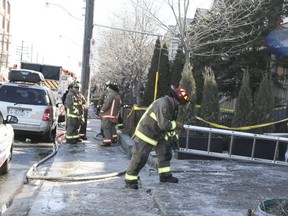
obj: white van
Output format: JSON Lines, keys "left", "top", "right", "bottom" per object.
{"left": 0, "top": 70, "right": 58, "bottom": 141}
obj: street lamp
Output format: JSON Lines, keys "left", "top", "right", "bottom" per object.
{"left": 45, "top": 2, "right": 83, "bottom": 22}
{"left": 45, "top": 1, "right": 93, "bottom": 137}
{"left": 45, "top": 1, "right": 90, "bottom": 97}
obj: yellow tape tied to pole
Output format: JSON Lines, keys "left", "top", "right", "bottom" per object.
{"left": 127, "top": 106, "right": 147, "bottom": 118}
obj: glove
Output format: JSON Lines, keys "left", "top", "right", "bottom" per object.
{"left": 73, "top": 109, "right": 79, "bottom": 115}
{"left": 170, "top": 139, "right": 180, "bottom": 151}
{"left": 176, "top": 122, "right": 184, "bottom": 130}
{"left": 117, "top": 123, "right": 124, "bottom": 129}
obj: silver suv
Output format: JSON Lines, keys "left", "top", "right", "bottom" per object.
{"left": 0, "top": 69, "right": 58, "bottom": 141}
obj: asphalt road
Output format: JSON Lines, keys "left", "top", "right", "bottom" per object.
{"left": 0, "top": 135, "right": 54, "bottom": 214}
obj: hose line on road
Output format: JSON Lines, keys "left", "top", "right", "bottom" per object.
{"left": 24, "top": 132, "right": 126, "bottom": 184}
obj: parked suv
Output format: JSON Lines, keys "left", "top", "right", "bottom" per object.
{"left": 0, "top": 69, "right": 58, "bottom": 141}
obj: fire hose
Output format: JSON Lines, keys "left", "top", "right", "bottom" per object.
{"left": 24, "top": 130, "right": 126, "bottom": 184}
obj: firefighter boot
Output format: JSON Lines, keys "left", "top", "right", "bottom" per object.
{"left": 80, "top": 136, "right": 88, "bottom": 140}
{"left": 100, "top": 142, "right": 111, "bottom": 147}
{"left": 160, "top": 174, "right": 178, "bottom": 183}
{"left": 66, "top": 139, "right": 77, "bottom": 144}
{"left": 75, "top": 138, "right": 83, "bottom": 142}
{"left": 125, "top": 180, "right": 139, "bottom": 190}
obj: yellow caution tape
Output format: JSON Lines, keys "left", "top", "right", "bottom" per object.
{"left": 122, "top": 103, "right": 287, "bottom": 126}
{"left": 196, "top": 116, "right": 288, "bottom": 131}
{"left": 127, "top": 106, "right": 147, "bottom": 118}
{"left": 196, "top": 105, "right": 286, "bottom": 112}
{"left": 274, "top": 106, "right": 288, "bottom": 110}
{"left": 219, "top": 108, "right": 234, "bottom": 113}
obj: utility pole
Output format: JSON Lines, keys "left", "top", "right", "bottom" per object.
{"left": 81, "top": 0, "right": 94, "bottom": 137}
{"left": 81, "top": 0, "right": 94, "bottom": 100}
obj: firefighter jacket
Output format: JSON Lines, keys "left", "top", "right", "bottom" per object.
{"left": 98, "top": 90, "right": 108, "bottom": 107}
{"left": 79, "top": 93, "right": 87, "bottom": 109}
{"left": 65, "top": 89, "right": 83, "bottom": 118}
{"left": 134, "top": 95, "right": 179, "bottom": 146}
{"left": 100, "top": 89, "right": 121, "bottom": 123}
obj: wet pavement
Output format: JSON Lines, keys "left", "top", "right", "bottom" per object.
{"left": 3, "top": 105, "right": 288, "bottom": 216}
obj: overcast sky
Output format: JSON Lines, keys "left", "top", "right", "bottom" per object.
{"left": 9, "top": 0, "right": 213, "bottom": 75}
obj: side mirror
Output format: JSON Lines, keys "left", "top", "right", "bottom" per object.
{"left": 5, "top": 115, "right": 18, "bottom": 124}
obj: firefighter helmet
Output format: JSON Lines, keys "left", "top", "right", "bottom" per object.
{"left": 108, "top": 82, "right": 119, "bottom": 92}
{"left": 105, "top": 81, "right": 110, "bottom": 87}
{"left": 170, "top": 85, "right": 190, "bottom": 105}
{"left": 73, "top": 81, "right": 81, "bottom": 88}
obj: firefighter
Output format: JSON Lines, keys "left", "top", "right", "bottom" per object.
{"left": 124, "top": 85, "right": 190, "bottom": 189}
{"left": 64, "top": 81, "right": 84, "bottom": 144}
{"left": 99, "top": 82, "right": 121, "bottom": 146}
{"left": 61, "top": 84, "right": 73, "bottom": 105}
{"left": 61, "top": 83, "right": 73, "bottom": 129}
{"left": 97, "top": 81, "right": 110, "bottom": 115}
{"left": 94, "top": 81, "right": 110, "bottom": 138}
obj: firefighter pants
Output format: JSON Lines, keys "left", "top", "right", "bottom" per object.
{"left": 66, "top": 117, "right": 81, "bottom": 140}
{"left": 101, "top": 118, "right": 117, "bottom": 144}
{"left": 125, "top": 137, "right": 172, "bottom": 179}
{"left": 79, "top": 108, "right": 88, "bottom": 138}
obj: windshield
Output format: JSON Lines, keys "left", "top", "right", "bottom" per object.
{"left": 0, "top": 85, "right": 49, "bottom": 105}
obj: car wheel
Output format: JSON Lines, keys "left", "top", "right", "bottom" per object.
{"left": 0, "top": 147, "right": 12, "bottom": 175}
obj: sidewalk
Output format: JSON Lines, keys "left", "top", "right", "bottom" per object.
{"left": 5, "top": 105, "right": 288, "bottom": 216}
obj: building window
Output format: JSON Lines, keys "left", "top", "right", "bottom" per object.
{"left": 5, "top": 19, "right": 8, "bottom": 32}
{"left": 277, "top": 66, "right": 288, "bottom": 84}
{"left": 5, "top": 38, "right": 8, "bottom": 51}
{"left": 7, "top": 1, "right": 9, "bottom": 14}
{"left": 0, "top": 15, "right": 3, "bottom": 30}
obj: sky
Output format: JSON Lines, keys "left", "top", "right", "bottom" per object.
{"left": 9, "top": 0, "right": 214, "bottom": 77}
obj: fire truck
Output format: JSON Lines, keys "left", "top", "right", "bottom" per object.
{"left": 19, "top": 62, "right": 76, "bottom": 104}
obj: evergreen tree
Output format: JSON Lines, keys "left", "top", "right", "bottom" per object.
{"left": 142, "top": 37, "right": 161, "bottom": 106}
{"left": 191, "top": 0, "right": 288, "bottom": 99}
{"left": 170, "top": 46, "right": 185, "bottom": 86}
{"left": 231, "top": 71, "right": 253, "bottom": 128}
{"left": 250, "top": 75, "right": 275, "bottom": 134}
{"left": 178, "top": 63, "right": 196, "bottom": 125}
{"left": 157, "top": 43, "right": 171, "bottom": 98}
{"left": 199, "top": 67, "right": 220, "bottom": 126}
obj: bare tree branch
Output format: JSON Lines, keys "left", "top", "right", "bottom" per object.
{"left": 92, "top": 1, "right": 157, "bottom": 104}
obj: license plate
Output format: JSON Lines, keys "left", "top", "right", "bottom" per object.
{"left": 8, "top": 108, "right": 31, "bottom": 117}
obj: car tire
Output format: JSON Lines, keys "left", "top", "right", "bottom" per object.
{"left": 0, "top": 147, "right": 12, "bottom": 175}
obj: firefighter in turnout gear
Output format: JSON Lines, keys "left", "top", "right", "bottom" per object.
{"left": 65, "top": 81, "right": 84, "bottom": 144}
{"left": 97, "top": 81, "right": 110, "bottom": 115}
{"left": 94, "top": 81, "right": 110, "bottom": 138}
{"left": 99, "top": 82, "right": 121, "bottom": 146}
{"left": 125, "top": 85, "right": 190, "bottom": 189}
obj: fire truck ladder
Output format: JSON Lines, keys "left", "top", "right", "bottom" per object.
{"left": 179, "top": 125, "right": 288, "bottom": 166}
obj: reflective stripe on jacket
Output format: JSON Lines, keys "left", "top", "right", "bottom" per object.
{"left": 134, "top": 96, "right": 178, "bottom": 146}
{"left": 65, "top": 90, "right": 83, "bottom": 118}
{"left": 100, "top": 90, "right": 121, "bottom": 122}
